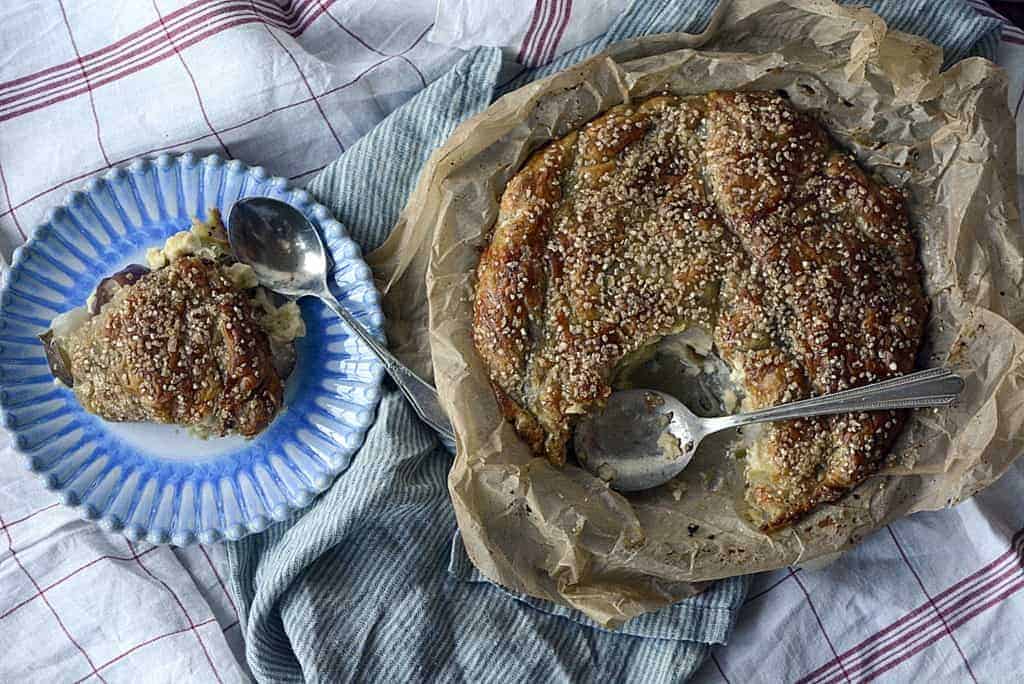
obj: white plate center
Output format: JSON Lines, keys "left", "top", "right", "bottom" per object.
{"left": 102, "top": 420, "right": 251, "bottom": 460}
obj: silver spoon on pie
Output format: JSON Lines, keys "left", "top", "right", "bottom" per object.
{"left": 573, "top": 367, "right": 964, "bottom": 492}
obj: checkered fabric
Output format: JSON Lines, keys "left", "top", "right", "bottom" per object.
{"left": 0, "top": 1, "right": 1022, "bottom": 682}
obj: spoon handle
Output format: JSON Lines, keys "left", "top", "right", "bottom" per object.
{"left": 319, "top": 292, "right": 456, "bottom": 444}
{"left": 701, "top": 367, "right": 964, "bottom": 435}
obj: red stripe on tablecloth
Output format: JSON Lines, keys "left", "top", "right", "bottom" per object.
{"left": 0, "top": 23, "right": 432, "bottom": 227}
{"left": 517, "top": 0, "right": 548, "bottom": 65}
{"left": 213, "top": 47, "right": 405, "bottom": 129}
{"left": 378, "top": 23, "right": 433, "bottom": 89}
{"left": 710, "top": 651, "right": 732, "bottom": 684}
{"left": 316, "top": 2, "right": 429, "bottom": 87}
{"left": 800, "top": 529, "right": 1024, "bottom": 684}
{"left": 57, "top": 0, "right": 111, "bottom": 166}
{"left": 222, "top": 620, "right": 240, "bottom": 633}
{"left": 71, "top": 617, "right": 220, "bottom": 684}
{"left": 255, "top": 2, "right": 344, "bottom": 152}
{"left": 128, "top": 541, "right": 223, "bottom": 684}
{"left": 2, "top": 16, "right": 256, "bottom": 122}
{"left": 0, "top": 0, "right": 211, "bottom": 91}
{"left": 838, "top": 567, "right": 1024, "bottom": 684}
{"left": 0, "top": 52, "right": 406, "bottom": 225}
{"left": 0, "top": 28, "right": 429, "bottom": 235}
{"left": 0, "top": 7, "right": 340, "bottom": 123}
{"left": 1, "top": 2, "right": 287, "bottom": 106}
{"left": 0, "top": 546, "right": 160, "bottom": 621}
{"left": 198, "top": 546, "right": 238, "bottom": 619}
{"left": 152, "top": 0, "right": 232, "bottom": 157}
{"left": 317, "top": 0, "right": 386, "bottom": 57}
{"left": 791, "top": 569, "right": 852, "bottom": 683}
{"left": 887, "top": 526, "right": 977, "bottom": 682}
{"left": 1, "top": 513, "right": 106, "bottom": 682}
{"left": 815, "top": 558, "right": 1024, "bottom": 684}
{"left": 0, "top": 164, "right": 109, "bottom": 224}
{"left": 860, "top": 578, "right": 1024, "bottom": 683}
{"left": 809, "top": 533, "right": 1024, "bottom": 683}
{"left": 397, "top": 55, "right": 428, "bottom": 89}
{"left": 399, "top": 23, "right": 435, "bottom": 62}
{"left": 0, "top": 0, "right": 338, "bottom": 121}
{"left": 800, "top": 535, "right": 1023, "bottom": 682}
{"left": 0, "top": 0, "right": 322, "bottom": 95}
{"left": 288, "top": 162, "right": 331, "bottom": 180}
{"left": 541, "top": 0, "right": 573, "bottom": 66}
{"left": 0, "top": 503, "right": 58, "bottom": 530}
{"left": 530, "top": 0, "right": 562, "bottom": 68}
{"left": 0, "top": 162, "right": 26, "bottom": 240}
{"left": 743, "top": 568, "right": 802, "bottom": 605}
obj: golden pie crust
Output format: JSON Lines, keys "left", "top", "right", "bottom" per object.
{"left": 472, "top": 91, "right": 927, "bottom": 530}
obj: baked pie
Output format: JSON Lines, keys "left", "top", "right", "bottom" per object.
{"left": 473, "top": 91, "right": 927, "bottom": 530}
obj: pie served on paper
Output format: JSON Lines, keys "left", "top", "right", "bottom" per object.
{"left": 472, "top": 91, "right": 927, "bottom": 530}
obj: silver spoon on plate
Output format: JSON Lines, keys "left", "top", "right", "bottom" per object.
{"left": 227, "top": 197, "right": 455, "bottom": 443}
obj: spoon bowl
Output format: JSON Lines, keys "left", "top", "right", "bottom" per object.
{"left": 575, "top": 389, "right": 700, "bottom": 492}
{"left": 227, "top": 197, "right": 329, "bottom": 297}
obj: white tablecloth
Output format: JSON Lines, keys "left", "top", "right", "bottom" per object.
{"left": 1, "top": 1, "right": 1022, "bottom": 681}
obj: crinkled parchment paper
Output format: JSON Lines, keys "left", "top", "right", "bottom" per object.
{"left": 367, "top": 0, "right": 1024, "bottom": 626}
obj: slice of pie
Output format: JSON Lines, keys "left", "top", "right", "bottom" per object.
{"left": 42, "top": 210, "right": 306, "bottom": 438}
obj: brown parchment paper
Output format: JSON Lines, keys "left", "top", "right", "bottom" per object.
{"left": 368, "top": 0, "right": 1024, "bottom": 626}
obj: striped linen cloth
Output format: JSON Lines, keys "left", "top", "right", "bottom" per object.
{"left": 225, "top": 1, "right": 1020, "bottom": 683}
{"left": 0, "top": 1, "right": 1021, "bottom": 682}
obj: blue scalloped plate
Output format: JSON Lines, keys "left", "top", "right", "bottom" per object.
{"left": 0, "top": 153, "right": 385, "bottom": 545}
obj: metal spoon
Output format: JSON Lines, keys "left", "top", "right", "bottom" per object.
{"left": 574, "top": 367, "right": 964, "bottom": 492}
{"left": 227, "top": 197, "right": 455, "bottom": 442}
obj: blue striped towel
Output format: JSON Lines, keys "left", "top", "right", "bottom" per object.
{"left": 225, "top": 1, "right": 1003, "bottom": 681}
